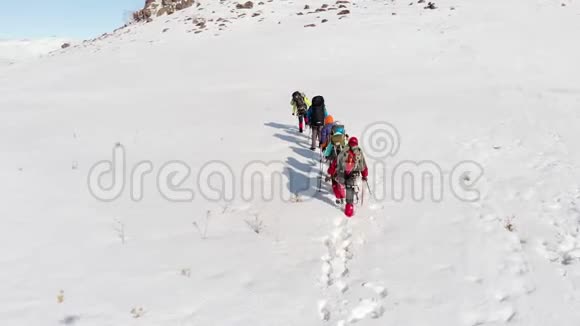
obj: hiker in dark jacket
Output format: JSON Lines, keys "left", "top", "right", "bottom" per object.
{"left": 306, "top": 95, "right": 328, "bottom": 150}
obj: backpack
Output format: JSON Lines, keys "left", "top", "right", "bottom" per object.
{"left": 311, "top": 95, "right": 324, "bottom": 107}
{"left": 329, "top": 124, "right": 346, "bottom": 160}
{"left": 331, "top": 124, "right": 345, "bottom": 138}
{"left": 297, "top": 104, "right": 307, "bottom": 116}
{"left": 338, "top": 147, "right": 364, "bottom": 177}
{"left": 294, "top": 96, "right": 307, "bottom": 115}
{"left": 309, "top": 96, "right": 326, "bottom": 126}
{"left": 310, "top": 106, "right": 325, "bottom": 126}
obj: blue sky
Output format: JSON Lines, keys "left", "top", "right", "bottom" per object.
{"left": 0, "top": 0, "right": 145, "bottom": 40}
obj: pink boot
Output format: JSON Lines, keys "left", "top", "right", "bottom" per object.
{"left": 344, "top": 203, "right": 354, "bottom": 218}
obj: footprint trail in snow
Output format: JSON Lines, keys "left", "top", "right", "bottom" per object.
{"left": 318, "top": 217, "right": 387, "bottom": 324}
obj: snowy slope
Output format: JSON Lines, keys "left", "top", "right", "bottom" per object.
{"left": 0, "top": 38, "right": 69, "bottom": 67}
{"left": 1, "top": 1, "right": 580, "bottom": 325}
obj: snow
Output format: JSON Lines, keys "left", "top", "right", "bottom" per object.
{"left": 0, "top": 38, "right": 70, "bottom": 67}
{"left": 1, "top": 0, "right": 580, "bottom": 325}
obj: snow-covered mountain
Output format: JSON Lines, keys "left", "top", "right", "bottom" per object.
{"left": 0, "top": 37, "right": 70, "bottom": 66}
{"left": 1, "top": 1, "right": 580, "bottom": 325}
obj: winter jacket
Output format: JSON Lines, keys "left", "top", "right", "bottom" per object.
{"left": 323, "top": 139, "right": 339, "bottom": 158}
{"left": 290, "top": 93, "right": 311, "bottom": 115}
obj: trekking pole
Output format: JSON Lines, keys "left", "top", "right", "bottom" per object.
{"left": 317, "top": 148, "right": 323, "bottom": 192}
{"left": 360, "top": 178, "right": 365, "bottom": 205}
{"left": 365, "top": 180, "right": 373, "bottom": 198}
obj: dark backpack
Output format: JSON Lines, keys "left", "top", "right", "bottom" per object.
{"left": 311, "top": 95, "right": 324, "bottom": 107}
{"left": 310, "top": 106, "right": 325, "bottom": 126}
{"left": 310, "top": 95, "right": 326, "bottom": 126}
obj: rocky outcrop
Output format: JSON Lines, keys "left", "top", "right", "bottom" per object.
{"left": 236, "top": 1, "right": 254, "bottom": 9}
{"left": 133, "top": 0, "right": 195, "bottom": 22}
{"left": 132, "top": 8, "right": 152, "bottom": 22}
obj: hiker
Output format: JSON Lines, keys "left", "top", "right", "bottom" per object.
{"left": 290, "top": 91, "right": 311, "bottom": 133}
{"left": 306, "top": 95, "right": 328, "bottom": 150}
{"left": 322, "top": 121, "right": 347, "bottom": 162}
{"left": 320, "top": 115, "right": 336, "bottom": 150}
{"left": 328, "top": 137, "right": 368, "bottom": 218}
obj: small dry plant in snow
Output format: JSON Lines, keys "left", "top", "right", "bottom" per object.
{"left": 130, "top": 307, "right": 145, "bottom": 318}
{"left": 504, "top": 215, "right": 516, "bottom": 232}
{"left": 180, "top": 268, "right": 191, "bottom": 277}
{"left": 246, "top": 213, "right": 264, "bottom": 234}
{"left": 114, "top": 218, "right": 126, "bottom": 244}
{"left": 290, "top": 192, "right": 303, "bottom": 203}
{"left": 192, "top": 210, "right": 211, "bottom": 239}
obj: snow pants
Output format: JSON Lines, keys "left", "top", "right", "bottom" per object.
{"left": 344, "top": 175, "right": 359, "bottom": 204}
{"left": 311, "top": 125, "right": 322, "bottom": 148}
{"left": 332, "top": 179, "right": 346, "bottom": 200}
{"left": 297, "top": 112, "right": 308, "bottom": 131}
{"left": 298, "top": 114, "right": 304, "bottom": 131}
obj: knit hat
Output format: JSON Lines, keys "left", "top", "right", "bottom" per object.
{"left": 324, "top": 115, "right": 334, "bottom": 125}
{"left": 348, "top": 137, "right": 358, "bottom": 147}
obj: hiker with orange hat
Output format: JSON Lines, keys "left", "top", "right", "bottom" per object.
{"left": 328, "top": 136, "right": 368, "bottom": 217}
